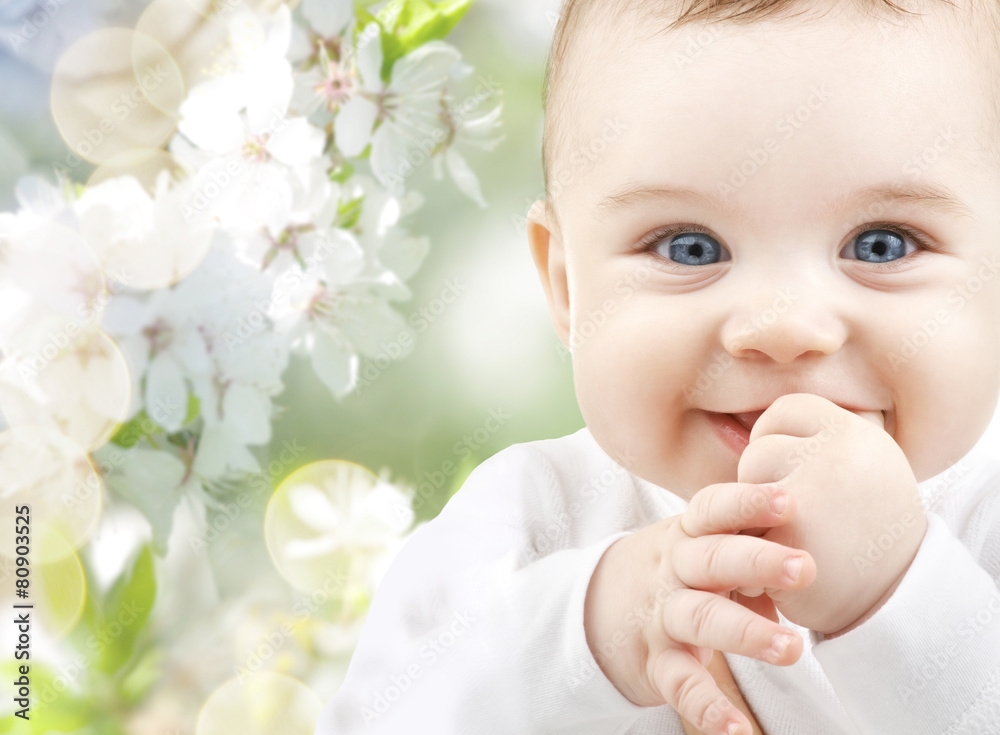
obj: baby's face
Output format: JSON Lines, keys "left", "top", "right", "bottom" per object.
{"left": 528, "top": 2, "right": 1000, "bottom": 499}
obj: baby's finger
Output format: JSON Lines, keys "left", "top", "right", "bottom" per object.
{"left": 665, "top": 588, "right": 802, "bottom": 666}
{"left": 673, "top": 533, "right": 814, "bottom": 593}
{"left": 651, "top": 647, "right": 751, "bottom": 735}
{"left": 730, "top": 589, "right": 781, "bottom": 625}
{"left": 681, "top": 482, "right": 793, "bottom": 537}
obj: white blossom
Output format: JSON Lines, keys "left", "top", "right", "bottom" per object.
{"left": 334, "top": 23, "right": 466, "bottom": 193}
{"left": 174, "top": 5, "right": 326, "bottom": 237}
{"left": 284, "top": 469, "right": 415, "bottom": 559}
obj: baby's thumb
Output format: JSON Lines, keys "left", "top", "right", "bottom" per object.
{"left": 855, "top": 409, "right": 885, "bottom": 431}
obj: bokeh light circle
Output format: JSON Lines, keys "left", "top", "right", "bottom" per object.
{"left": 87, "top": 148, "right": 184, "bottom": 193}
{"left": 34, "top": 533, "right": 87, "bottom": 638}
{"left": 74, "top": 169, "right": 216, "bottom": 290}
{"left": 0, "top": 328, "right": 132, "bottom": 452}
{"left": 265, "top": 460, "right": 413, "bottom": 596}
{"left": 137, "top": 0, "right": 256, "bottom": 96}
{"left": 196, "top": 671, "right": 322, "bottom": 735}
{"left": 0, "top": 426, "right": 103, "bottom": 562}
{"left": 0, "top": 221, "right": 107, "bottom": 352}
{"left": 50, "top": 28, "right": 184, "bottom": 164}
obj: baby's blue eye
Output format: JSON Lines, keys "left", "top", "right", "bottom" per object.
{"left": 642, "top": 224, "right": 924, "bottom": 269}
{"left": 849, "top": 229, "right": 910, "bottom": 263}
{"left": 665, "top": 233, "right": 725, "bottom": 266}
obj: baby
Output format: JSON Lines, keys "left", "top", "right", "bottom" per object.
{"left": 314, "top": 0, "right": 1000, "bottom": 733}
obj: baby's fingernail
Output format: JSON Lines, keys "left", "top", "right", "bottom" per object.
{"left": 726, "top": 721, "right": 742, "bottom": 735}
{"left": 784, "top": 556, "right": 803, "bottom": 582}
{"left": 770, "top": 493, "right": 788, "bottom": 515}
{"left": 769, "top": 632, "right": 795, "bottom": 660}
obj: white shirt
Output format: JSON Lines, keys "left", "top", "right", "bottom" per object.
{"left": 314, "top": 425, "right": 1000, "bottom": 734}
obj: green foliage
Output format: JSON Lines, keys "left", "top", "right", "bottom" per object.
{"left": 77, "top": 545, "right": 157, "bottom": 676}
{"left": 109, "top": 409, "right": 159, "bottom": 448}
{"left": 336, "top": 194, "right": 366, "bottom": 229}
{"left": 110, "top": 393, "right": 200, "bottom": 448}
{"left": 18, "top": 546, "right": 160, "bottom": 735}
{"left": 119, "top": 648, "right": 164, "bottom": 705}
{"left": 355, "top": 0, "right": 473, "bottom": 82}
{"left": 1, "top": 660, "right": 96, "bottom": 733}
{"left": 329, "top": 159, "right": 355, "bottom": 183}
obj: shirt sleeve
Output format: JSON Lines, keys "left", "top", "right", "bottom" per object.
{"left": 808, "top": 511, "right": 1000, "bottom": 734}
{"left": 313, "top": 445, "right": 652, "bottom": 735}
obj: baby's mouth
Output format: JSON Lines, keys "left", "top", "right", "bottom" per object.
{"left": 724, "top": 407, "right": 886, "bottom": 433}
{"left": 729, "top": 410, "right": 766, "bottom": 433}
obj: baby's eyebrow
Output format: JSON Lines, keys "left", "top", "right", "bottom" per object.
{"left": 825, "top": 182, "right": 974, "bottom": 220}
{"left": 595, "top": 181, "right": 975, "bottom": 220}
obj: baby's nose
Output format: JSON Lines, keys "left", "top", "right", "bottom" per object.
{"left": 721, "top": 295, "right": 848, "bottom": 364}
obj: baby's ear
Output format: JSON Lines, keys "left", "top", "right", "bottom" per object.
{"left": 526, "top": 199, "right": 571, "bottom": 348}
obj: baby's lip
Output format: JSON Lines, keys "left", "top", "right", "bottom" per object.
{"left": 729, "top": 410, "right": 765, "bottom": 432}
{"left": 722, "top": 405, "right": 885, "bottom": 432}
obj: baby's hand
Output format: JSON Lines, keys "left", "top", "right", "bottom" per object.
{"left": 584, "top": 481, "right": 817, "bottom": 735}
{"left": 737, "top": 393, "right": 928, "bottom": 635}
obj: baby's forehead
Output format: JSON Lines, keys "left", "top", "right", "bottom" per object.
{"left": 548, "top": 2, "right": 1000, "bottom": 203}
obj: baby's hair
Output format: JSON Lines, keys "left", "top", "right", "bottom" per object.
{"left": 540, "top": 0, "right": 1000, "bottom": 239}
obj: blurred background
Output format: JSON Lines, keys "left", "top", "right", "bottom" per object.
{"left": 0, "top": 0, "right": 585, "bottom": 732}
{"left": 265, "top": 0, "right": 585, "bottom": 525}
{"left": 0, "top": 0, "right": 577, "bottom": 523}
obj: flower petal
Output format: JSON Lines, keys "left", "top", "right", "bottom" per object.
{"left": 377, "top": 229, "right": 429, "bottom": 281}
{"left": 334, "top": 96, "right": 378, "bottom": 158}
{"left": 267, "top": 117, "right": 325, "bottom": 166}
{"left": 301, "top": 0, "right": 354, "bottom": 38}
{"left": 287, "top": 483, "right": 341, "bottom": 530}
{"left": 389, "top": 41, "right": 460, "bottom": 95}
{"left": 145, "top": 353, "right": 188, "bottom": 433}
{"left": 100, "top": 446, "right": 186, "bottom": 554}
{"left": 445, "top": 147, "right": 487, "bottom": 208}
{"left": 178, "top": 78, "right": 247, "bottom": 153}
{"left": 341, "top": 297, "right": 412, "bottom": 359}
{"left": 285, "top": 534, "right": 340, "bottom": 559}
{"left": 317, "top": 228, "right": 366, "bottom": 285}
{"left": 221, "top": 383, "right": 272, "bottom": 445}
{"left": 310, "top": 330, "right": 357, "bottom": 397}
{"left": 191, "top": 423, "right": 262, "bottom": 478}
{"left": 246, "top": 57, "right": 294, "bottom": 132}
{"left": 368, "top": 121, "right": 410, "bottom": 194}
{"left": 172, "top": 329, "right": 212, "bottom": 376}
{"left": 355, "top": 23, "right": 384, "bottom": 91}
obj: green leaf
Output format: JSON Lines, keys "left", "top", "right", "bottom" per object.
{"left": 353, "top": 0, "right": 383, "bottom": 13}
{"left": 109, "top": 390, "right": 197, "bottom": 447}
{"left": 336, "top": 195, "right": 365, "bottom": 229}
{"left": 1, "top": 660, "right": 96, "bottom": 733}
{"left": 94, "top": 545, "right": 156, "bottom": 674}
{"left": 119, "top": 648, "right": 163, "bottom": 704}
{"left": 354, "top": 0, "right": 472, "bottom": 82}
{"left": 353, "top": 8, "right": 381, "bottom": 47}
{"left": 380, "top": 0, "right": 472, "bottom": 74}
{"left": 109, "top": 409, "right": 163, "bottom": 448}
{"left": 184, "top": 392, "right": 200, "bottom": 425}
{"left": 329, "top": 159, "right": 355, "bottom": 183}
